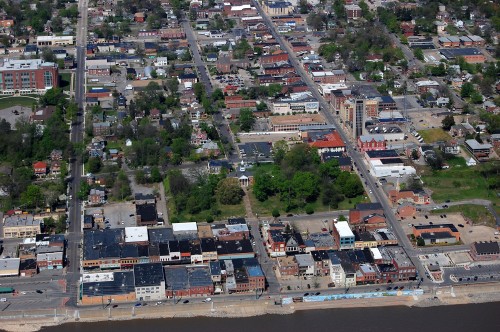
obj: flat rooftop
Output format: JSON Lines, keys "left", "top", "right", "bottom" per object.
{"left": 269, "top": 113, "right": 327, "bottom": 125}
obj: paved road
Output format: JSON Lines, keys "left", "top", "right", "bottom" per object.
{"left": 63, "top": 0, "right": 89, "bottom": 307}
{"left": 252, "top": 1, "right": 429, "bottom": 281}
{"left": 182, "top": 19, "right": 213, "bottom": 96}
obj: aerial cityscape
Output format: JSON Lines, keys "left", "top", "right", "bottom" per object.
{"left": 0, "top": 0, "right": 499, "bottom": 331}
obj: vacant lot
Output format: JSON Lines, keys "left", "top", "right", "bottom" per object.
{"left": 421, "top": 164, "right": 499, "bottom": 206}
{"left": 417, "top": 128, "right": 451, "bottom": 143}
{"left": 431, "top": 204, "right": 496, "bottom": 228}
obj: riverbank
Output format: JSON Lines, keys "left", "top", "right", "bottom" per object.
{"left": 1, "top": 283, "right": 500, "bottom": 332}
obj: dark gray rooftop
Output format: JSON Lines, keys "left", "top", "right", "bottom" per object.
{"left": 133, "top": 263, "right": 165, "bottom": 287}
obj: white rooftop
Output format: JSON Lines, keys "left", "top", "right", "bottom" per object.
{"left": 416, "top": 80, "right": 440, "bottom": 87}
{"left": 82, "top": 272, "right": 114, "bottom": 283}
{"left": 0, "top": 58, "right": 55, "bottom": 71}
{"left": 36, "top": 35, "right": 74, "bottom": 41}
{"left": 370, "top": 247, "right": 382, "bottom": 260}
{"left": 226, "top": 224, "right": 249, "bottom": 233}
{"left": 172, "top": 222, "right": 198, "bottom": 233}
{"left": 334, "top": 221, "right": 354, "bottom": 238}
{"left": 124, "top": 226, "right": 149, "bottom": 243}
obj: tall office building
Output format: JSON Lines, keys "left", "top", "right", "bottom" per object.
{"left": 353, "top": 99, "right": 365, "bottom": 138}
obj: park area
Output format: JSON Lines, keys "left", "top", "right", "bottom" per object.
{"left": 417, "top": 128, "right": 451, "bottom": 143}
{"left": 249, "top": 188, "right": 367, "bottom": 217}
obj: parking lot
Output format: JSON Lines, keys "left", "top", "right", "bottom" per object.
{"left": 291, "top": 218, "right": 330, "bottom": 235}
{"left": 401, "top": 209, "right": 497, "bottom": 246}
{"left": 86, "top": 202, "right": 137, "bottom": 229}
{"left": 0, "top": 105, "right": 31, "bottom": 126}
{"left": 408, "top": 110, "right": 445, "bottom": 131}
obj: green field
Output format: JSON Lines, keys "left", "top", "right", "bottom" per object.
{"left": 249, "top": 188, "right": 368, "bottom": 216}
{"left": 0, "top": 96, "right": 38, "bottom": 109}
{"left": 417, "top": 128, "right": 451, "bottom": 143}
{"left": 431, "top": 204, "right": 496, "bottom": 228}
{"left": 422, "top": 161, "right": 499, "bottom": 206}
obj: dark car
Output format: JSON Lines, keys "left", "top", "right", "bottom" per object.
{"left": 457, "top": 224, "right": 464, "bottom": 228}
{"left": 134, "top": 303, "right": 141, "bottom": 307}
{"left": 304, "top": 293, "right": 309, "bottom": 296}
{"left": 36, "top": 290, "right": 43, "bottom": 294}
{"left": 183, "top": 300, "right": 189, "bottom": 304}
{"left": 386, "top": 287, "right": 392, "bottom": 290}
{"left": 315, "top": 292, "right": 320, "bottom": 295}
{"left": 286, "top": 214, "right": 293, "bottom": 217}
{"left": 113, "top": 305, "right": 118, "bottom": 308}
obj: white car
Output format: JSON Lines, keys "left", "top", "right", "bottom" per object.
{"left": 0, "top": 298, "right": 6, "bottom": 302}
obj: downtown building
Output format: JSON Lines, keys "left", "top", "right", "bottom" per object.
{"left": 0, "top": 59, "right": 58, "bottom": 95}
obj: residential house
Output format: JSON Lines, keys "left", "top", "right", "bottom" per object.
{"left": 33, "top": 161, "right": 47, "bottom": 177}
{"left": 441, "top": 140, "right": 460, "bottom": 155}
{"left": 88, "top": 188, "right": 106, "bottom": 205}
{"left": 388, "top": 189, "right": 430, "bottom": 206}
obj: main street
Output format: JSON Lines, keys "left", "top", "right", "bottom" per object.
{"left": 182, "top": 19, "right": 213, "bottom": 96}
{"left": 252, "top": 0, "right": 429, "bottom": 281}
{"left": 63, "top": 0, "right": 89, "bottom": 307}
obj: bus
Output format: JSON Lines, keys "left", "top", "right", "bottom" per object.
{"left": 0, "top": 287, "right": 14, "bottom": 294}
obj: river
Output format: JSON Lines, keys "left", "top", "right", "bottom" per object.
{"left": 39, "top": 302, "right": 500, "bottom": 332}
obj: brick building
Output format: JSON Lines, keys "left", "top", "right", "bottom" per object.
{"left": 470, "top": 241, "right": 500, "bottom": 261}
{"left": 0, "top": 59, "right": 58, "bottom": 94}
{"left": 357, "top": 135, "right": 386, "bottom": 152}
{"left": 225, "top": 95, "right": 257, "bottom": 109}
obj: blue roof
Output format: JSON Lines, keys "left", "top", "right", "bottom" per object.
{"left": 246, "top": 265, "right": 264, "bottom": 277}
{"left": 268, "top": 1, "right": 292, "bottom": 8}
{"left": 380, "top": 95, "right": 395, "bottom": 104}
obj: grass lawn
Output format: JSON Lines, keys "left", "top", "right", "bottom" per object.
{"left": 230, "top": 122, "right": 240, "bottom": 135}
{"left": 0, "top": 96, "right": 38, "bottom": 109}
{"left": 249, "top": 188, "right": 368, "bottom": 217}
{"left": 431, "top": 204, "right": 496, "bottom": 228}
{"left": 417, "top": 128, "right": 451, "bottom": 143}
{"left": 421, "top": 164, "right": 500, "bottom": 206}
{"left": 59, "top": 73, "right": 72, "bottom": 91}
{"left": 106, "top": 140, "right": 123, "bottom": 150}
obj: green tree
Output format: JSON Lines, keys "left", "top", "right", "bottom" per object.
{"left": 470, "top": 91, "right": 483, "bottom": 104}
{"left": 461, "top": 82, "right": 474, "bottom": 98}
{"left": 441, "top": 114, "right": 455, "bottom": 131}
{"left": 413, "top": 48, "right": 424, "bottom": 61}
{"left": 78, "top": 180, "right": 90, "bottom": 200}
{"left": 292, "top": 171, "right": 320, "bottom": 203}
{"left": 272, "top": 208, "right": 280, "bottom": 218}
{"left": 87, "top": 157, "right": 102, "bottom": 173}
{"left": 135, "top": 169, "right": 146, "bottom": 184}
{"left": 341, "top": 174, "right": 364, "bottom": 198}
{"left": 21, "top": 185, "right": 43, "bottom": 208}
{"left": 150, "top": 166, "right": 162, "bottom": 183}
{"left": 216, "top": 178, "right": 244, "bottom": 205}
{"left": 272, "top": 140, "right": 288, "bottom": 165}
{"left": 239, "top": 108, "right": 255, "bottom": 132}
